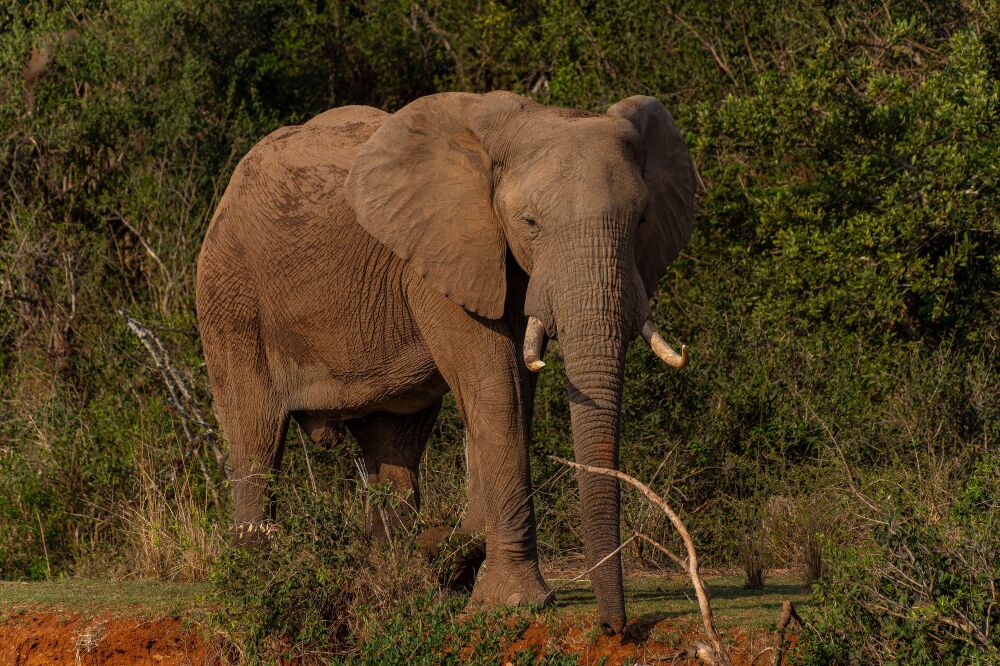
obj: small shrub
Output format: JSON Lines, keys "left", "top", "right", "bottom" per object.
{"left": 801, "top": 527, "right": 823, "bottom": 586}
{"left": 762, "top": 493, "right": 836, "bottom": 584}
{"left": 122, "top": 482, "right": 218, "bottom": 580}
{"left": 208, "top": 469, "right": 547, "bottom": 664}
{"left": 742, "top": 530, "right": 766, "bottom": 590}
{"left": 796, "top": 453, "right": 1000, "bottom": 665}
{"left": 353, "top": 592, "right": 532, "bottom": 666}
{"left": 210, "top": 477, "right": 438, "bottom": 663}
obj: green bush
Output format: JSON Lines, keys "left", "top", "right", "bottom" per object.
{"left": 210, "top": 477, "right": 438, "bottom": 662}
{"left": 210, "top": 474, "right": 547, "bottom": 664}
{"left": 350, "top": 592, "right": 533, "bottom": 666}
{"left": 527, "top": 1, "right": 998, "bottom": 568}
{"left": 795, "top": 452, "right": 1000, "bottom": 665}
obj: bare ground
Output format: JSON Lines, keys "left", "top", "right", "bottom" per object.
{"left": 0, "top": 612, "right": 210, "bottom": 665}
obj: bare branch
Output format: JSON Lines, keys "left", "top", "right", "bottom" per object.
{"left": 120, "top": 309, "right": 225, "bottom": 506}
{"left": 635, "top": 531, "right": 687, "bottom": 570}
{"left": 772, "top": 600, "right": 803, "bottom": 666}
{"left": 550, "top": 455, "right": 732, "bottom": 666}
{"left": 412, "top": 4, "right": 467, "bottom": 86}
{"left": 664, "top": 4, "right": 736, "bottom": 84}
{"left": 552, "top": 533, "right": 639, "bottom": 591}
{"left": 115, "top": 213, "right": 168, "bottom": 277}
{"left": 296, "top": 426, "right": 318, "bottom": 494}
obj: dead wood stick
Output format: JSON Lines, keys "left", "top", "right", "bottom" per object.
{"left": 553, "top": 533, "right": 639, "bottom": 588}
{"left": 296, "top": 427, "right": 319, "bottom": 494}
{"left": 115, "top": 214, "right": 168, "bottom": 277}
{"left": 550, "top": 456, "right": 732, "bottom": 666}
{"left": 772, "top": 600, "right": 803, "bottom": 666}
{"left": 635, "top": 530, "right": 687, "bottom": 570}
{"left": 121, "top": 309, "right": 223, "bottom": 505}
{"left": 121, "top": 309, "right": 190, "bottom": 427}
{"left": 541, "top": 533, "right": 644, "bottom": 611}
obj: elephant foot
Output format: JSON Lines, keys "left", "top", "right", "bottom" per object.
{"left": 416, "top": 526, "right": 486, "bottom": 593}
{"left": 470, "top": 558, "right": 553, "bottom": 609}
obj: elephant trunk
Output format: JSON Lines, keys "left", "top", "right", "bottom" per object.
{"left": 525, "top": 221, "right": 690, "bottom": 635}
{"left": 550, "top": 252, "right": 633, "bottom": 635}
{"left": 560, "top": 319, "right": 628, "bottom": 635}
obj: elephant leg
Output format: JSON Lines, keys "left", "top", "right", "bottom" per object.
{"left": 462, "top": 319, "right": 547, "bottom": 533}
{"left": 218, "top": 400, "right": 289, "bottom": 544}
{"left": 411, "top": 297, "right": 550, "bottom": 609}
{"left": 347, "top": 400, "right": 441, "bottom": 538}
{"left": 456, "top": 364, "right": 549, "bottom": 608}
{"left": 461, "top": 426, "right": 487, "bottom": 531}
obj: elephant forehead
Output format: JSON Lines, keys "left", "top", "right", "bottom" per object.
{"left": 506, "top": 117, "right": 642, "bottom": 180}
{"left": 541, "top": 113, "right": 640, "bottom": 153}
{"left": 504, "top": 144, "right": 647, "bottom": 220}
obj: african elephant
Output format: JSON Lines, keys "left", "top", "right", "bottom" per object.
{"left": 195, "top": 91, "right": 694, "bottom": 634}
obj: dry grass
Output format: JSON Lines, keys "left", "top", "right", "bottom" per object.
{"left": 416, "top": 425, "right": 473, "bottom": 531}
{"left": 111, "top": 453, "right": 223, "bottom": 581}
{"left": 73, "top": 618, "right": 107, "bottom": 664}
{"left": 341, "top": 476, "right": 444, "bottom": 643}
{"left": 801, "top": 523, "right": 823, "bottom": 586}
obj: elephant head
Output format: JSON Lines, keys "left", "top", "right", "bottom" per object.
{"left": 345, "top": 91, "right": 695, "bottom": 634}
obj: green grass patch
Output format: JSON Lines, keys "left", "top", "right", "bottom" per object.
{"left": 0, "top": 579, "right": 211, "bottom": 620}
{"left": 549, "top": 572, "right": 810, "bottom": 632}
{"left": 0, "top": 573, "right": 808, "bottom": 631}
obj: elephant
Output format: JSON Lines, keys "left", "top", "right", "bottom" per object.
{"left": 195, "top": 90, "right": 694, "bottom": 635}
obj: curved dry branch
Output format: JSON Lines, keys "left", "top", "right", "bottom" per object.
{"left": 550, "top": 455, "right": 732, "bottom": 666}
{"left": 771, "top": 600, "right": 803, "bottom": 666}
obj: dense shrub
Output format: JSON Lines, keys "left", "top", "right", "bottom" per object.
{"left": 527, "top": 1, "right": 998, "bottom": 567}
{"left": 796, "top": 452, "right": 1000, "bottom": 665}
{"left": 210, "top": 478, "right": 436, "bottom": 662}
{"left": 210, "top": 474, "right": 540, "bottom": 664}
{"left": 349, "top": 592, "right": 534, "bottom": 666}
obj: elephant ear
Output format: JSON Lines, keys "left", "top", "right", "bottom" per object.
{"left": 346, "top": 92, "right": 522, "bottom": 319}
{"left": 608, "top": 96, "right": 695, "bottom": 298}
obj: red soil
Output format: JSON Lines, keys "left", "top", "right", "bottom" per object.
{"left": 0, "top": 612, "right": 212, "bottom": 665}
{"left": 504, "top": 618, "right": 788, "bottom": 666}
{"left": 0, "top": 609, "right": 794, "bottom": 665}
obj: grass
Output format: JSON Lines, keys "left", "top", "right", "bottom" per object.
{"left": 0, "top": 573, "right": 809, "bottom": 663}
{"left": 0, "top": 572, "right": 806, "bottom": 630}
{"left": 548, "top": 572, "right": 810, "bottom": 632}
{"left": 0, "top": 579, "right": 211, "bottom": 621}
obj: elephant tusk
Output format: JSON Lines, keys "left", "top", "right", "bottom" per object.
{"left": 641, "top": 320, "right": 689, "bottom": 369}
{"left": 523, "top": 316, "right": 547, "bottom": 372}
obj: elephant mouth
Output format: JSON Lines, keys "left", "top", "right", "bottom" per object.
{"left": 522, "top": 315, "right": 687, "bottom": 373}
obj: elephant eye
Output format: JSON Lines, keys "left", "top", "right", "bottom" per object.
{"left": 522, "top": 215, "right": 538, "bottom": 228}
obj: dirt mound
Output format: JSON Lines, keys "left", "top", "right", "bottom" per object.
{"left": 0, "top": 612, "right": 211, "bottom": 665}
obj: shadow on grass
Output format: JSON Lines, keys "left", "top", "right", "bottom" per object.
{"left": 555, "top": 578, "right": 810, "bottom": 643}
{"left": 558, "top": 581, "right": 807, "bottom": 606}
{"left": 633, "top": 582, "right": 808, "bottom": 602}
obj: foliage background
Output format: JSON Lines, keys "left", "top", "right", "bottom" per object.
{"left": 1, "top": 0, "right": 997, "bottom": 662}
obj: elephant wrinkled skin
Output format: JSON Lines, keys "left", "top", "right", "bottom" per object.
{"left": 195, "top": 91, "right": 695, "bottom": 634}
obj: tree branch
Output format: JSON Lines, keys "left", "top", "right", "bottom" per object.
{"left": 120, "top": 309, "right": 225, "bottom": 505}
{"left": 772, "top": 600, "right": 803, "bottom": 666}
{"left": 550, "top": 456, "right": 732, "bottom": 666}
